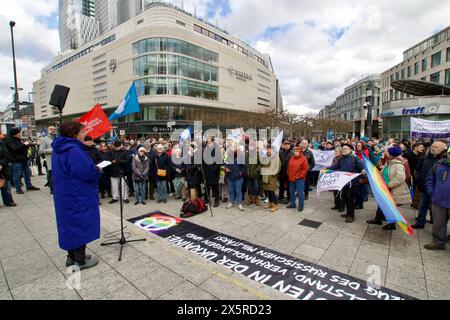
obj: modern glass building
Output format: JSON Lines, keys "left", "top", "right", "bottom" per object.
{"left": 35, "top": 2, "right": 282, "bottom": 136}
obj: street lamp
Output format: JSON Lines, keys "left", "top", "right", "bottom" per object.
{"left": 9, "top": 21, "right": 21, "bottom": 119}
{"left": 364, "top": 82, "right": 374, "bottom": 139}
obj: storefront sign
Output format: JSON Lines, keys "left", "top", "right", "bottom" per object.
{"left": 227, "top": 67, "right": 253, "bottom": 81}
{"left": 382, "top": 105, "right": 442, "bottom": 117}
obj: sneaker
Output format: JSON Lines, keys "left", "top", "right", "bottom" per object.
{"left": 298, "top": 207, "right": 304, "bottom": 212}
{"left": 264, "top": 198, "right": 269, "bottom": 203}
{"left": 226, "top": 203, "right": 234, "bottom": 210}
{"left": 424, "top": 243, "right": 445, "bottom": 251}
{"left": 239, "top": 204, "right": 244, "bottom": 211}
{"left": 16, "top": 190, "right": 25, "bottom": 195}
{"left": 27, "top": 186, "right": 40, "bottom": 191}
{"left": 169, "top": 193, "right": 174, "bottom": 197}
{"left": 109, "top": 199, "right": 118, "bottom": 204}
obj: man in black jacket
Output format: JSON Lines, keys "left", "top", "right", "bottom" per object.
{"left": 203, "top": 141, "right": 221, "bottom": 207}
{"left": 300, "top": 139, "right": 315, "bottom": 200}
{"left": 278, "top": 142, "right": 292, "bottom": 204}
{"left": 412, "top": 141, "right": 448, "bottom": 229}
{"left": 107, "top": 141, "right": 130, "bottom": 204}
{"left": 0, "top": 137, "right": 16, "bottom": 206}
{"left": 84, "top": 136, "right": 102, "bottom": 165}
{"left": 4, "top": 128, "right": 40, "bottom": 194}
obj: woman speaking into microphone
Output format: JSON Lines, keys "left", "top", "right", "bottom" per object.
{"left": 52, "top": 121, "right": 100, "bottom": 270}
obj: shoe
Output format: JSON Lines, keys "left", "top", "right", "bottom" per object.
{"left": 367, "top": 219, "right": 382, "bottom": 225}
{"left": 141, "top": 201, "right": 146, "bottom": 205}
{"left": 331, "top": 206, "right": 339, "bottom": 210}
{"left": 163, "top": 199, "right": 167, "bottom": 204}
{"left": 135, "top": 201, "right": 140, "bottom": 206}
{"left": 382, "top": 224, "right": 396, "bottom": 231}
{"left": 264, "top": 203, "right": 272, "bottom": 209}
{"left": 100, "top": 193, "right": 106, "bottom": 199}
{"left": 239, "top": 204, "right": 244, "bottom": 211}
{"left": 338, "top": 208, "right": 345, "bottom": 213}
{"left": 66, "top": 255, "right": 93, "bottom": 268}
{"left": 286, "top": 204, "right": 296, "bottom": 209}
{"left": 341, "top": 214, "right": 348, "bottom": 218}
{"left": 16, "top": 190, "right": 24, "bottom": 195}
{"left": 246, "top": 197, "right": 254, "bottom": 205}
{"left": 424, "top": 243, "right": 445, "bottom": 251}
{"left": 304, "top": 195, "right": 309, "bottom": 201}
{"left": 270, "top": 204, "right": 279, "bottom": 213}
{"left": 27, "top": 186, "right": 40, "bottom": 191}
{"left": 355, "top": 205, "right": 364, "bottom": 210}
{"left": 109, "top": 199, "right": 118, "bottom": 204}
{"left": 223, "top": 198, "right": 228, "bottom": 203}
{"left": 169, "top": 193, "right": 174, "bottom": 197}
{"left": 345, "top": 217, "right": 354, "bottom": 223}
{"left": 226, "top": 203, "right": 234, "bottom": 210}
{"left": 254, "top": 197, "right": 260, "bottom": 206}
{"left": 124, "top": 199, "right": 130, "bottom": 204}
{"left": 213, "top": 200, "right": 219, "bottom": 208}
{"left": 298, "top": 207, "right": 304, "bottom": 212}
{"left": 6, "top": 203, "right": 17, "bottom": 207}
{"left": 279, "top": 199, "right": 289, "bottom": 205}
{"left": 77, "top": 256, "right": 99, "bottom": 270}
{"left": 412, "top": 223, "right": 425, "bottom": 229}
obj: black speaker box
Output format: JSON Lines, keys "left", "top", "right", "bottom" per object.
{"left": 49, "top": 85, "right": 70, "bottom": 112}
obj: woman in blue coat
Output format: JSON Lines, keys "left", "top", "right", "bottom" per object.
{"left": 52, "top": 121, "right": 100, "bottom": 270}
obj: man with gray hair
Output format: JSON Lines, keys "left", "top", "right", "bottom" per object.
{"left": 412, "top": 140, "right": 448, "bottom": 229}
{"left": 39, "top": 125, "right": 57, "bottom": 194}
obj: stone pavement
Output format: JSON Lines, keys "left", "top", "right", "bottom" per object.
{"left": 1, "top": 175, "right": 450, "bottom": 300}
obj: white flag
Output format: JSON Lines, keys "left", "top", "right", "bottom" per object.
{"left": 311, "top": 149, "right": 335, "bottom": 171}
{"left": 317, "top": 170, "right": 362, "bottom": 193}
{"left": 272, "top": 131, "right": 284, "bottom": 153}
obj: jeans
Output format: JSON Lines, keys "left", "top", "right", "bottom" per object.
{"left": 417, "top": 191, "right": 432, "bottom": 226}
{"left": 13, "top": 161, "right": 32, "bottom": 191}
{"left": 134, "top": 181, "right": 146, "bottom": 203}
{"left": 227, "top": 177, "right": 243, "bottom": 205}
{"left": 247, "top": 178, "right": 260, "bottom": 197}
{"left": 355, "top": 184, "right": 365, "bottom": 208}
{"left": 304, "top": 171, "right": 311, "bottom": 197}
{"left": 156, "top": 180, "right": 168, "bottom": 201}
{"left": 1, "top": 180, "right": 14, "bottom": 205}
{"left": 289, "top": 179, "right": 305, "bottom": 209}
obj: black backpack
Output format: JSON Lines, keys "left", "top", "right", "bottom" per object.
{"left": 180, "top": 198, "right": 208, "bottom": 218}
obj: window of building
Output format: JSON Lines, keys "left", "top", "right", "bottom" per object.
{"left": 414, "top": 62, "right": 420, "bottom": 75}
{"left": 447, "top": 47, "right": 450, "bottom": 62}
{"left": 401, "top": 69, "right": 405, "bottom": 80}
{"left": 445, "top": 69, "right": 450, "bottom": 86}
{"left": 395, "top": 72, "right": 399, "bottom": 80}
{"left": 431, "top": 51, "right": 441, "bottom": 68}
{"left": 430, "top": 71, "right": 440, "bottom": 83}
{"left": 407, "top": 66, "right": 412, "bottom": 78}
{"left": 422, "top": 58, "right": 428, "bottom": 72}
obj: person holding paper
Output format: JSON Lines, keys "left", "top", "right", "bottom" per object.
{"left": 52, "top": 121, "right": 100, "bottom": 270}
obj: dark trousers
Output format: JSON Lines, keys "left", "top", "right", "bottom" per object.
{"left": 126, "top": 172, "right": 134, "bottom": 194}
{"left": 1, "top": 180, "right": 14, "bottom": 206}
{"left": 266, "top": 190, "right": 278, "bottom": 204}
{"left": 304, "top": 171, "right": 311, "bottom": 198}
{"left": 278, "top": 173, "right": 290, "bottom": 201}
{"left": 206, "top": 183, "right": 219, "bottom": 201}
{"left": 68, "top": 245, "right": 87, "bottom": 264}
{"left": 342, "top": 184, "right": 357, "bottom": 218}
{"left": 333, "top": 190, "right": 345, "bottom": 210}
{"left": 47, "top": 170, "right": 53, "bottom": 193}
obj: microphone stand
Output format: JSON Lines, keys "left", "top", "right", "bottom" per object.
{"left": 101, "top": 169, "right": 146, "bottom": 261}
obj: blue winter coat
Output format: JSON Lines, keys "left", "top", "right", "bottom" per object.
{"left": 426, "top": 160, "right": 450, "bottom": 209}
{"left": 52, "top": 137, "right": 101, "bottom": 251}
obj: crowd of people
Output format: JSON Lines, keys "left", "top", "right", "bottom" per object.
{"left": 0, "top": 122, "right": 449, "bottom": 270}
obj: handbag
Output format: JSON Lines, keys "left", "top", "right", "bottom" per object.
{"left": 155, "top": 159, "right": 167, "bottom": 177}
{"left": 0, "top": 176, "right": 5, "bottom": 189}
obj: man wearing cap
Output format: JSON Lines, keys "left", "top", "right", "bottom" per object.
{"left": 327, "top": 143, "right": 363, "bottom": 223}
{"left": 4, "top": 127, "right": 40, "bottom": 194}
{"left": 424, "top": 146, "right": 450, "bottom": 250}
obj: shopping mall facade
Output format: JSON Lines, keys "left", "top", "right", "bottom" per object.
{"left": 34, "top": 2, "right": 283, "bottom": 137}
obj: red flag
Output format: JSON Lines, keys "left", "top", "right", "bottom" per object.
{"left": 78, "top": 104, "right": 113, "bottom": 139}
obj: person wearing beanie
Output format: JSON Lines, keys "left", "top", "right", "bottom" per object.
{"left": 286, "top": 147, "right": 309, "bottom": 212}
{"left": 4, "top": 127, "right": 40, "bottom": 194}
{"left": 423, "top": 145, "right": 450, "bottom": 250}
{"left": 367, "top": 145, "right": 411, "bottom": 230}
{"left": 327, "top": 143, "right": 363, "bottom": 223}
{"left": 132, "top": 147, "right": 150, "bottom": 205}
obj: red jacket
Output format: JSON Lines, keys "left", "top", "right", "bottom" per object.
{"left": 287, "top": 153, "right": 309, "bottom": 182}
{"left": 356, "top": 149, "right": 369, "bottom": 161}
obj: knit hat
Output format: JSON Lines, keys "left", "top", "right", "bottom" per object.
{"left": 342, "top": 143, "right": 355, "bottom": 151}
{"left": 388, "top": 146, "right": 403, "bottom": 157}
{"left": 9, "top": 127, "right": 22, "bottom": 136}
{"left": 361, "top": 137, "right": 369, "bottom": 143}
{"left": 138, "top": 147, "right": 147, "bottom": 153}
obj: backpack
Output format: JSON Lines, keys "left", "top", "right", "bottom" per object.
{"left": 180, "top": 198, "right": 208, "bottom": 218}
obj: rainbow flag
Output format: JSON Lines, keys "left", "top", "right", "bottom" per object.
{"left": 363, "top": 156, "right": 414, "bottom": 236}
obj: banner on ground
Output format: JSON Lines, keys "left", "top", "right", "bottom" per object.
{"left": 77, "top": 104, "right": 112, "bottom": 139}
{"left": 363, "top": 155, "right": 414, "bottom": 236}
{"left": 410, "top": 117, "right": 450, "bottom": 140}
{"left": 311, "top": 150, "right": 335, "bottom": 171}
{"left": 129, "top": 212, "right": 414, "bottom": 300}
{"left": 317, "top": 170, "right": 362, "bottom": 193}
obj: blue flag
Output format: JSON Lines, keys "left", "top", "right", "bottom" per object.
{"left": 109, "top": 83, "right": 140, "bottom": 122}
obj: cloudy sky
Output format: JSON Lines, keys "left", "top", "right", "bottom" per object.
{"left": 0, "top": 0, "right": 449, "bottom": 114}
